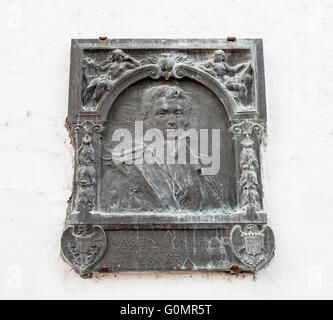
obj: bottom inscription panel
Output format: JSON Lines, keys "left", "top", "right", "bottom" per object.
{"left": 61, "top": 225, "right": 274, "bottom": 274}
{"left": 97, "top": 229, "right": 235, "bottom": 272}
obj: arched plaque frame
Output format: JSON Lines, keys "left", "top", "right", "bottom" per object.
{"left": 62, "top": 38, "right": 274, "bottom": 275}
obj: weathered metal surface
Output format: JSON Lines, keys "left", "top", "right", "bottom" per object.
{"left": 61, "top": 38, "right": 274, "bottom": 275}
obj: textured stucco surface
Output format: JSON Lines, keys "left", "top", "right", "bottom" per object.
{"left": 1, "top": 0, "right": 333, "bottom": 299}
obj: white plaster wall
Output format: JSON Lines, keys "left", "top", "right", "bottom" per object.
{"left": 0, "top": 0, "right": 333, "bottom": 299}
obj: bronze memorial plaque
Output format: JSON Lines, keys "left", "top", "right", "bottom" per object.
{"left": 61, "top": 38, "right": 275, "bottom": 275}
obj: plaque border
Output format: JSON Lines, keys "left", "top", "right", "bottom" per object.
{"left": 62, "top": 38, "right": 274, "bottom": 275}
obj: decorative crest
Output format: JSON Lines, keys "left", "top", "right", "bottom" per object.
{"left": 61, "top": 225, "right": 107, "bottom": 274}
{"left": 230, "top": 224, "right": 274, "bottom": 270}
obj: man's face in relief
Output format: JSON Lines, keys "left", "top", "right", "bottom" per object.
{"left": 150, "top": 98, "right": 188, "bottom": 137}
{"left": 213, "top": 50, "right": 225, "bottom": 63}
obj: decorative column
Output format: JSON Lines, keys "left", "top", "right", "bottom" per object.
{"left": 229, "top": 120, "right": 274, "bottom": 271}
{"left": 62, "top": 120, "right": 106, "bottom": 275}
{"left": 230, "top": 119, "right": 264, "bottom": 212}
{"left": 69, "top": 120, "right": 105, "bottom": 218}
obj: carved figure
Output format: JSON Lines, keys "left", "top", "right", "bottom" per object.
{"left": 201, "top": 50, "right": 253, "bottom": 106}
{"left": 82, "top": 49, "right": 140, "bottom": 110}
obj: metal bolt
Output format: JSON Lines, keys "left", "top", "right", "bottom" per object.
{"left": 230, "top": 265, "right": 241, "bottom": 273}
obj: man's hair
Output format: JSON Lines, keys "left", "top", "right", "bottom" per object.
{"left": 142, "top": 85, "right": 191, "bottom": 113}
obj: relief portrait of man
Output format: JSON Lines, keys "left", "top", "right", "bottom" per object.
{"left": 101, "top": 84, "right": 230, "bottom": 214}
